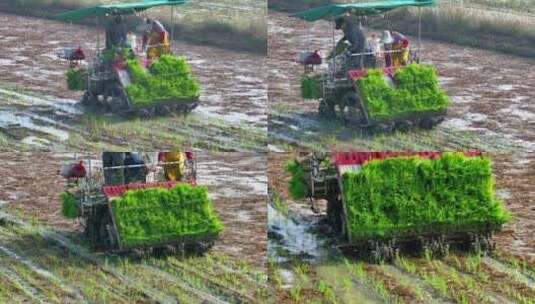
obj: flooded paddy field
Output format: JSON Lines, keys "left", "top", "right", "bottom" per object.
{"left": 267, "top": 152, "right": 535, "bottom": 303}
{"left": 268, "top": 11, "right": 535, "bottom": 154}
{"left": 0, "top": 12, "right": 267, "bottom": 152}
{"left": 0, "top": 152, "right": 270, "bottom": 303}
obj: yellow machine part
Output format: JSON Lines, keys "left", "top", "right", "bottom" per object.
{"left": 147, "top": 32, "right": 171, "bottom": 59}
{"left": 163, "top": 152, "right": 186, "bottom": 181}
{"left": 391, "top": 44, "right": 409, "bottom": 67}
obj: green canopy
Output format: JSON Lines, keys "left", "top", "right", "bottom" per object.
{"left": 291, "top": 0, "right": 435, "bottom": 21}
{"left": 56, "top": 0, "right": 187, "bottom": 22}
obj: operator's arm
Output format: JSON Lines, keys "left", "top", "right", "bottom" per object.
{"left": 327, "top": 36, "right": 349, "bottom": 59}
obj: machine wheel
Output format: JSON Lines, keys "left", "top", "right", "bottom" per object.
{"left": 339, "top": 91, "right": 365, "bottom": 125}
{"left": 327, "top": 198, "right": 344, "bottom": 234}
{"left": 395, "top": 120, "right": 412, "bottom": 132}
{"left": 419, "top": 118, "right": 435, "bottom": 130}
{"left": 372, "top": 122, "right": 395, "bottom": 133}
{"left": 318, "top": 99, "right": 336, "bottom": 118}
{"left": 155, "top": 105, "right": 171, "bottom": 116}
{"left": 194, "top": 238, "right": 215, "bottom": 254}
{"left": 370, "top": 240, "right": 392, "bottom": 263}
{"left": 109, "top": 88, "right": 129, "bottom": 113}
{"left": 138, "top": 108, "right": 152, "bottom": 118}
{"left": 97, "top": 209, "right": 116, "bottom": 250}
{"left": 81, "top": 91, "right": 97, "bottom": 106}
{"left": 84, "top": 215, "right": 98, "bottom": 244}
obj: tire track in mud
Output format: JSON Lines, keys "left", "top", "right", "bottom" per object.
{"left": 443, "top": 255, "right": 535, "bottom": 302}
{"left": 0, "top": 212, "right": 177, "bottom": 304}
{"left": 0, "top": 211, "right": 265, "bottom": 304}
{"left": 0, "top": 244, "right": 87, "bottom": 304}
{"left": 186, "top": 258, "right": 269, "bottom": 291}
{"left": 269, "top": 111, "right": 523, "bottom": 152}
{"left": 379, "top": 264, "right": 453, "bottom": 304}
{"left": 484, "top": 257, "right": 535, "bottom": 289}
{"left": 269, "top": 203, "right": 386, "bottom": 303}
{"left": 0, "top": 226, "right": 79, "bottom": 303}
{"left": 164, "top": 259, "right": 259, "bottom": 303}
{"left": 0, "top": 84, "right": 267, "bottom": 151}
{"left": 0, "top": 87, "right": 82, "bottom": 148}
{"left": 0, "top": 267, "right": 49, "bottom": 304}
{"left": 416, "top": 257, "right": 517, "bottom": 304}
{"left": 0, "top": 223, "right": 148, "bottom": 303}
{"left": 136, "top": 265, "right": 230, "bottom": 304}
{"left": 441, "top": 255, "right": 532, "bottom": 304}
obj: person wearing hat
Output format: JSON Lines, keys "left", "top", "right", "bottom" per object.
{"left": 391, "top": 31, "right": 410, "bottom": 66}
{"left": 143, "top": 18, "right": 171, "bottom": 59}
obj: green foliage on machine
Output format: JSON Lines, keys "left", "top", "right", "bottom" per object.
{"left": 125, "top": 55, "right": 200, "bottom": 108}
{"left": 112, "top": 184, "right": 223, "bottom": 248}
{"left": 342, "top": 153, "right": 510, "bottom": 241}
{"left": 301, "top": 74, "right": 322, "bottom": 99}
{"left": 102, "top": 47, "right": 135, "bottom": 64}
{"left": 66, "top": 68, "right": 86, "bottom": 91}
{"left": 60, "top": 192, "right": 78, "bottom": 219}
{"left": 357, "top": 64, "right": 449, "bottom": 122}
{"left": 285, "top": 160, "right": 309, "bottom": 200}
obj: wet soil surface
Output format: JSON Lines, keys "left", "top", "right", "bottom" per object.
{"left": 268, "top": 11, "right": 535, "bottom": 153}
{"left": 0, "top": 12, "right": 267, "bottom": 151}
{"left": 0, "top": 152, "right": 267, "bottom": 267}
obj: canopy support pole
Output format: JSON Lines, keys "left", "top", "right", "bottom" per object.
{"left": 307, "top": 25, "right": 311, "bottom": 52}
{"left": 171, "top": 6, "right": 175, "bottom": 43}
{"left": 96, "top": 16, "right": 100, "bottom": 54}
{"left": 331, "top": 17, "right": 336, "bottom": 81}
{"left": 359, "top": 19, "right": 364, "bottom": 69}
{"left": 417, "top": 7, "right": 422, "bottom": 57}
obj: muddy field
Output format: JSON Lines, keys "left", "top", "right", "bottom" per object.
{"left": 0, "top": 12, "right": 267, "bottom": 152}
{"left": 0, "top": 152, "right": 269, "bottom": 303}
{"left": 268, "top": 11, "right": 535, "bottom": 153}
{"left": 267, "top": 152, "right": 535, "bottom": 303}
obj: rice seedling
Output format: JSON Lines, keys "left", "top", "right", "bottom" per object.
{"left": 300, "top": 74, "right": 322, "bottom": 100}
{"left": 347, "top": 261, "right": 393, "bottom": 302}
{"left": 125, "top": 55, "right": 200, "bottom": 108}
{"left": 272, "top": 193, "right": 290, "bottom": 216}
{"left": 284, "top": 160, "right": 309, "bottom": 200}
{"left": 317, "top": 280, "right": 338, "bottom": 304}
{"left": 289, "top": 285, "right": 303, "bottom": 302}
{"left": 444, "top": 255, "right": 535, "bottom": 304}
{"left": 65, "top": 68, "right": 86, "bottom": 91}
{"left": 112, "top": 184, "right": 223, "bottom": 248}
{"left": 357, "top": 64, "right": 449, "bottom": 123}
{"left": 59, "top": 192, "right": 78, "bottom": 219}
{"left": 342, "top": 152, "right": 510, "bottom": 240}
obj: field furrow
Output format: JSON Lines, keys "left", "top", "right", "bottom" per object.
{"left": 0, "top": 245, "right": 87, "bottom": 303}
{"left": 0, "top": 267, "right": 47, "bottom": 304}
{"left": 442, "top": 255, "right": 535, "bottom": 304}
{"left": 165, "top": 259, "right": 261, "bottom": 302}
